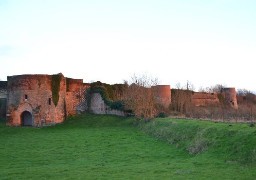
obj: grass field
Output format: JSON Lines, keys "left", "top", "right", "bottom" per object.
{"left": 0, "top": 114, "right": 255, "bottom": 179}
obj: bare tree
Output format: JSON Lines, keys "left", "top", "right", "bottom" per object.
{"left": 170, "top": 82, "right": 193, "bottom": 114}
{"left": 122, "top": 74, "right": 159, "bottom": 120}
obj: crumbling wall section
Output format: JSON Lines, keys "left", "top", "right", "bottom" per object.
{"left": 90, "top": 93, "right": 124, "bottom": 116}
{"left": 65, "top": 78, "right": 87, "bottom": 116}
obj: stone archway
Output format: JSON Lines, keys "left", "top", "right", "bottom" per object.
{"left": 21, "top": 111, "right": 33, "bottom": 126}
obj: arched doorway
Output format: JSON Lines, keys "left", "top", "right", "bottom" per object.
{"left": 21, "top": 111, "right": 33, "bottom": 126}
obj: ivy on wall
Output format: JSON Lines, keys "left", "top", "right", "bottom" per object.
{"left": 51, "top": 74, "right": 61, "bottom": 107}
{"left": 86, "top": 85, "right": 124, "bottom": 111}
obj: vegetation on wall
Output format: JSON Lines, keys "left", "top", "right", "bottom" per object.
{"left": 51, "top": 74, "right": 62, "bottom": 107}
{"left": 86, "top": 82, "right": 124, "bottom": 111}
{"left": 66, "top": 78, "right": 71, "bottom": 92}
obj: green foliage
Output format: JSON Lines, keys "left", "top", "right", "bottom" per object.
{"left": 51, "top": 74, "right": 61, "bottom": 106}
{"left": 0, "top": 114, "right": 255, "bottom": 179}
{"left": 86, "top": 84, "right": 124, "bottom": 111}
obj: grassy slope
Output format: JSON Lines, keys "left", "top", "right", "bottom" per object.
{"left": 0, "top": 114, "right": 255, "bottom": 179}
{"left": 139, "top": 118, "right": 256, "bottom": 165}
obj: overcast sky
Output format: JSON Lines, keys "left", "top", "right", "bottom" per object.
{"left": 0, "top": 0, "right": 255, "bottom": 91}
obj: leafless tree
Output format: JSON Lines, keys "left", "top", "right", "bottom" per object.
{"left": 122, "top": 74, "right": 159, "bottom": 120}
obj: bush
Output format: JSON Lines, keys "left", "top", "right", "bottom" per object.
{"left": 157, "top": 112, "right": 168, "bottom": 118}
{"left": 187, "top": 137, "right": 209, "bottom": 155}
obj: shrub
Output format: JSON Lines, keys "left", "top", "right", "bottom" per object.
{"left": 187, "top": 137, "right": 209, "bottom": 155}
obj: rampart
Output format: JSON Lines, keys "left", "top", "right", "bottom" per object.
{"left": 2, "top": 73, "right": 240, "bottom": 126}
{"left": 192, "top": 92, "right": 220, "bottom": 107}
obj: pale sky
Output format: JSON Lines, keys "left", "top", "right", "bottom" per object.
{"left": 0, "top": 0, "right": 256, "bottom": 91}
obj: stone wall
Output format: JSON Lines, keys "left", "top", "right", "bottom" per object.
{"left": 90, "top": 93, "right": 125, "bottom": 116}
{"left": 6, "top": 74, "right": 66, "bottom": 126}
{"left": 192, "top": 92, "right": 220, "bottom": 107}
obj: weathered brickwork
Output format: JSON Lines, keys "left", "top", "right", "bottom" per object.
{"left": 65, "top": 78, "right": 89, "bottom": 115}
{"left": 192, "top": 92, "right": 220, "bottom": 107}
{"left": 6, "top": 74, "right": 89, "bottom": 127}
{"left": 152, "top": 85, "right": 171, "bottom": 109}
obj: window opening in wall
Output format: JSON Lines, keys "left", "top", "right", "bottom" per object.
{"left": 49, "top": 98, "right": 51, "bottom": 105}
{"left": 25, "top": 94, "right": 28, "bottom": 100}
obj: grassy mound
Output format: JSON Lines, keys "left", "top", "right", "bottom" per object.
{"left": 0, "top": 114, "right": 255, "bottom": 179}
{"left": 139, "top": 118, "right": 256, "bottom": 165}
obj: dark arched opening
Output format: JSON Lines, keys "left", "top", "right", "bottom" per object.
{"left": 21, "top": 111, "right": 33, "bottom": 126}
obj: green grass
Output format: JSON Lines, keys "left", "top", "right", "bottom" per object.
{"left": 0, "top": 114, "right": 255, "bottom": 179}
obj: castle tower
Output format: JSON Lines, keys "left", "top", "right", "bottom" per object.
{"left": 223, "top": 88, "right": 238, "bottom": 109}
{"left": 6, "top": 74, "right": 66, "bottom": 126}
{"left": 152, "top": 85, "right": 171, "bottom": 109}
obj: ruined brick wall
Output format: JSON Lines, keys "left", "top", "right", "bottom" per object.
{"left": 192, "top": 92, "right": 220, "bottom": 107}
{"left": 65, "top": 78, "right": 89, "bottom": 115}
{"left": 152, "top": 85, "right": 171, "bottom": 109}
{"left": 223, "top": 88, "right": 238, "bottom": 109}
{"left": 6, "top": 74, "right": 66, "bottom": 126}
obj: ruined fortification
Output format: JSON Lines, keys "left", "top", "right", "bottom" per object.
{"left": 0, "top": 73, "right": 239, "bottom": 126}
{"left": 5, "top": 74, "right": 88, "bottom": 126}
